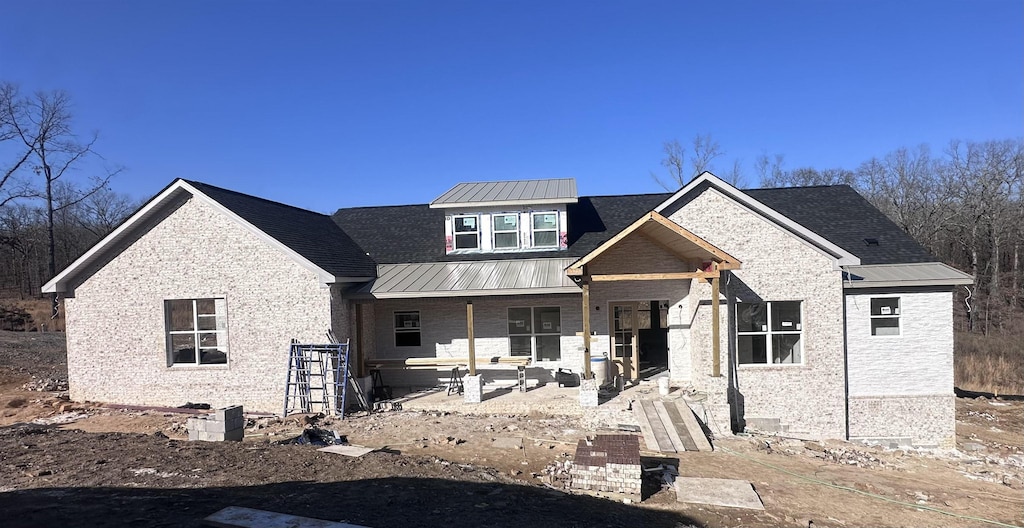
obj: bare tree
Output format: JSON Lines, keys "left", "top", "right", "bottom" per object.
{"left": 754, "top": 153, "right": 786, "bottom": 187}
{"left": 0, "top": 83, "right": 35, "bottom": 208}
{"left": 652, "top": 133, "right": 725, "bottom": 189}
{"left": 3, "top": 87, "right": 121, "bottom": 282}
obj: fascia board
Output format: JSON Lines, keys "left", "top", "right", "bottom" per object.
{"left": 429, "top": 197, "right": 578, "bottom": 209}
{"left": 654, "top": 172, "right": 861, "bottom": 270}
{"left": 370, "top": 286, "right": 582, "bottom": 299}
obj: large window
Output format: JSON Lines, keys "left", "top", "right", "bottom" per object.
{"left": 736, "top": 301, "right": 802, "bottom": 365}
{"left": 165, "top": 298, "right": 228, "bottom": 366}
{"left": 453, "top": 215, "right": 479, "bottom": 250}
{"left": 531, "top": 212, "right": 558, "bottom": 248}
{"left": 394, "top": 311, "right": 421, "bottom": 347}
{"left": 493, "top": 214, "right": 519, "bottom": 249}
{"left": 508, "top": 306, "right": 561, "bottom": 361}
{"left": 870, "top": 297, "right": 900, "bottom": 336}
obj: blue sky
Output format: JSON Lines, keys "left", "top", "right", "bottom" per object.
{"left": 2, "top": 1, "right": 1021, "bottom": 212}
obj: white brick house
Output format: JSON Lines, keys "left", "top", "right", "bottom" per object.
{"left": 44, "top": 173, "right": 972, "bottom": 447}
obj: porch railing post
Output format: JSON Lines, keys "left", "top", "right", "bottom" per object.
{"left": 467, "top": 300, "right": 477, "bottom": 376}
{"left": 583, "top": 281, "right": 592, "bottom": 379}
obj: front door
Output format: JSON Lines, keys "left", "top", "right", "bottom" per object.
{"left": 610, "top": 303, "right": 638, "bottom": 380}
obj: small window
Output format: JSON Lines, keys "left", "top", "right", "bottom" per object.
{"left": 453, "top": 215, "right": 479, "bottom": 250}
{"left": 166, "top": 298, "right": 228, "bottom": 366}
{"left": 531, "top": 212, "right": 558, "bottom": 248}
{"left": 870, "top": 297, "right": 900, "bottom": 336}
{"left": 395, "top": 311, "right": 421, "bottom": 347}
{"left": 508, "top": 306, "right": 561, "bottom": 361}
{"left": 737, "top": 301, "right": 802, "bottom": 365}
{"left": 493, "top": 214, "right": 519, "bottom": 249}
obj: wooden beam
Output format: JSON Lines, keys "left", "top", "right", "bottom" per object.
{"left": 711, "top": 276, "right": 721, "bottom": 377}
{"left": 467, "top": 301, "right": 476, "bottom": 376}
{"left": 582, "top": 281, "right": 592, "bottom": 380}
{"left": 590, "top": 271, "right": 720, "bottom": 282}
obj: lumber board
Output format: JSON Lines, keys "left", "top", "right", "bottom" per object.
{"left": 639, "top": 400, "right": 675, "bottom": 452}
{"left": 632, "top": 401, "right": 662, "bottom": 452}
{"left": 674, "top": 400, "right": 713, "bottom": 451}
{"left": 653, "top": 399, "right": 687, "bottom": 452}
{"left": 662, "top": 400, "right": 698, "bottom": 452}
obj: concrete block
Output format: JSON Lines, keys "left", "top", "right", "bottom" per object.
{"left": 463, "top": 374, "right": 483, "bottom": 404}
{"left": 579, "top": 379, "right": 599, "bottom": 408}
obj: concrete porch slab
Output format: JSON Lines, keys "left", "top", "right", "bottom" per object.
{"left": 675, "top": 477, "right": 764, "bottom": 510}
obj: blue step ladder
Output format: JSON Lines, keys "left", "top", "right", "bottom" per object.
{"left": 283, "top": 338, "right": 351, "bottom": 418}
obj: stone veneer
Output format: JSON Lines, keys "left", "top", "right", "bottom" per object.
{"left": 64, "top": 195, "right": 335, "bottom": 412}
{"left": 668, "top": 186, "right": 848, "bottom": 439}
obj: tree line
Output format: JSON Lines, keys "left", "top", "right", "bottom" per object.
{"left": 657, "top": 135, "right": 1024, "bottom": 335}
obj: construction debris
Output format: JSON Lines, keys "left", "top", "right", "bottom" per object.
{"left": 203, "top": 506, "right": 370, "bottom": 528}
{"left": 675, "top": 477, "right": 765, "bottom": 510}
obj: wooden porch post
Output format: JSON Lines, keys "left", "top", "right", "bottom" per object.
{"left": 582, "top": 281, "right": 592, "bottom": 379}
{"left": 467, "top": 300, "right": 477, "bottom": 376}
{"left": 711, "top": 275, "right": 721, "bottom": 377}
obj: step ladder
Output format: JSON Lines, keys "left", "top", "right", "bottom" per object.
{"left": 283, "top": 338, "right": 352, "bottom": 418}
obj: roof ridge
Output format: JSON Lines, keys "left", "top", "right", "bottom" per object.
{"left": 183, "top": 179, "right": 331, "bottom": 218}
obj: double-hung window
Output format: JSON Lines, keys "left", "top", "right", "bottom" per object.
{"left": 737, "top": 301, "right": 802, "bottom": 365}
{"left": 508, "top": 307, "right": 561, "bottom": 361}
{"left": 531, "top": 212, "right": 558, "bottom": 248}
{"left": 493, "top": 214, "right": 519, "bottom": 249}
{"left": 870, "top": 297, "right": 900, "bottom": 336}
{"left": 453, "top": 215, "right": 479, "bottom": 250}
{"left": 165, "top": 298, "right": 228, "bottom": 366}
{"left": 395, "top": 311, "right": 421, "bottom": 347}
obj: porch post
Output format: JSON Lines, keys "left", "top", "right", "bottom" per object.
{"left": 355, "top": 303, "right": 365, "bottom": 378}
{"left": 466, "top": 300, "right": 477, "bottom": 376}
{"left": 582, "top": 281, "right": 592, "bottom": 379}
{"left": 711, "top": 275, "right": 721, "bottom": 377}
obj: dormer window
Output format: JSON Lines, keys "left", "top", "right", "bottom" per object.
{"left": 493, "top": 214, "right": 520, "bottom": 249}
{"left": 454, "top": 215, "right": 479, "bottom": 250}
{"left": 532, "top": 212, "right": 558, "bottom": 248}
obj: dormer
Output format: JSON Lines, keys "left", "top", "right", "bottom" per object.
{"left": 430, "top": 179, "right": 578, "bottom": 255}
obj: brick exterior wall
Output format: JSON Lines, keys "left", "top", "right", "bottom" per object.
{"left": 845, "top": 290, "right": 956, "bottom": 447}
{"left": 63, "top": 196, "right": 335, "bottom": 413}
{"left": 668, "top": 187, "right": 848, "bottom": 439}
{"left": 369, "top": 294, "right": 585, "bottom": 388}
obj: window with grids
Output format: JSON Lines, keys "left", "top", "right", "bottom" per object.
{"left": 508, "top": 306, "right": 561, "bottom": 361}
{"left": 493, "top": 214, "right": 519, "bottom": 249}
{"left": 395, "top": 311, "right": 421, "bottom": 347}
{"left": 531, "top": 212, "right": 558, "bottom": 248}
{"left": 736, "top": 301, "right": 802, "bottom": 364}
{"left": 165, "top": 298, "right": 228, "bottom": 366}
{"left": 453, "top": 215, "right": 479, "bottom": 250}
{"left": 870, "top": 297, "right": 900, "bottom": 336}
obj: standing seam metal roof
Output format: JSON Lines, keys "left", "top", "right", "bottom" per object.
{"left": 430, "top": 179, "right": 578, "bottom": 207}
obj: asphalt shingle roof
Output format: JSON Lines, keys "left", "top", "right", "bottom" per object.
{"left": 186, "top": 180, "right": 377, "bottom": 278}
{"left": 331, "top": 185, "right": 933, "bottom": 267}
{"left": 745, "top": 185, "right": 934, "bottom": 265}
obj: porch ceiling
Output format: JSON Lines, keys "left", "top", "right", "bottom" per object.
{"left": 566, "top": 212, "right": 741, "bottom": 279}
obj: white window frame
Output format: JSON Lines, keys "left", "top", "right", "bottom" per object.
{"left": 869, "top": 297, "right": 901, "bottom": 336}
{"left": 492, "top": 213, "right": 520, "bottom": 249}
{"left": 736, "top": 301, "right": 803, "bottom": 365}
{"left": 453, "top": 215, "right": 480, "bottom": 250}
{"left": 394, "top": 311, "right": 422, "bottom": 347}
{"left": 507, "top": 306, "right": 561, "bottom": 362}
{"left": 165, "top": 298, "right": 228, "bottom": 367}
{"left": 530, "top": 211, "right": 559, "bottom": 248}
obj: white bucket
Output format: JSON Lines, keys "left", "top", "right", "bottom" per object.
{"left": 590, "top": 355, "right": 608, "bottom": 385}
{"left": 657, "top": 376, "right": 671, "bottom": 396}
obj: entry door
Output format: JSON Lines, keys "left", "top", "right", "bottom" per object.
{"left": 610, "top": 303, "right": 638, "bottom": 380}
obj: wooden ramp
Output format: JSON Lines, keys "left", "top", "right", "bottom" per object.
{"left": 633, "top": 399, "right": 713, "bottom": 453}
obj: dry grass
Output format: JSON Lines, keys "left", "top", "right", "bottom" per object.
{"left": 0, "top": 298, "right": 64, "bottom": 332}
{"left": 955, "top": 332, "right": 1024, "bottom": 396}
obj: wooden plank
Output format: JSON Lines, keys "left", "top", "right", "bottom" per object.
{"left": 632, "top": 401, "right": 661, "bottom": 452}
{"left": 640, "top": 400, "right": 675, "bottom": 452}
{"left": 662, "top": 401, "right": 698, "bottom": 452}
{"left": 203, "top": 506, "right": 370, "bottom": 528}
{"left": 582, "top": 282, "right": 592, "bottom": 379}
{"left": 653, "top": 399, "right": 687, "bottom": 452}
{"left": 674, "top": 400, "right": 713, "bottom": 451}
{"left": 590, "top": 271, "right": 719, "bottom": 282}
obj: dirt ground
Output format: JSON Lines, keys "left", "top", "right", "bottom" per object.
{"left": 1, "top": 331, "right": 1022, "bottom": 528}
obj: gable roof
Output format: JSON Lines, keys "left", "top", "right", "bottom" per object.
{"left": 744, "top": 185, "right": 935, "bottom": 265}
{"left": 332, "top": 192, "right": 672, "bottom": 264}
{"left": 42, "top": 179, "right": 375, "bottom": 293}
{"left": 430, "top": 178, "right": 578, "bottom": 209}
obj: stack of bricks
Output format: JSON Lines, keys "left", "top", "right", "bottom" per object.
{"left": 187, "top": 405, "right": 244, "bottom": 442}
{"left": 570, "top": 434, "right": 642, "bottom": 495}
